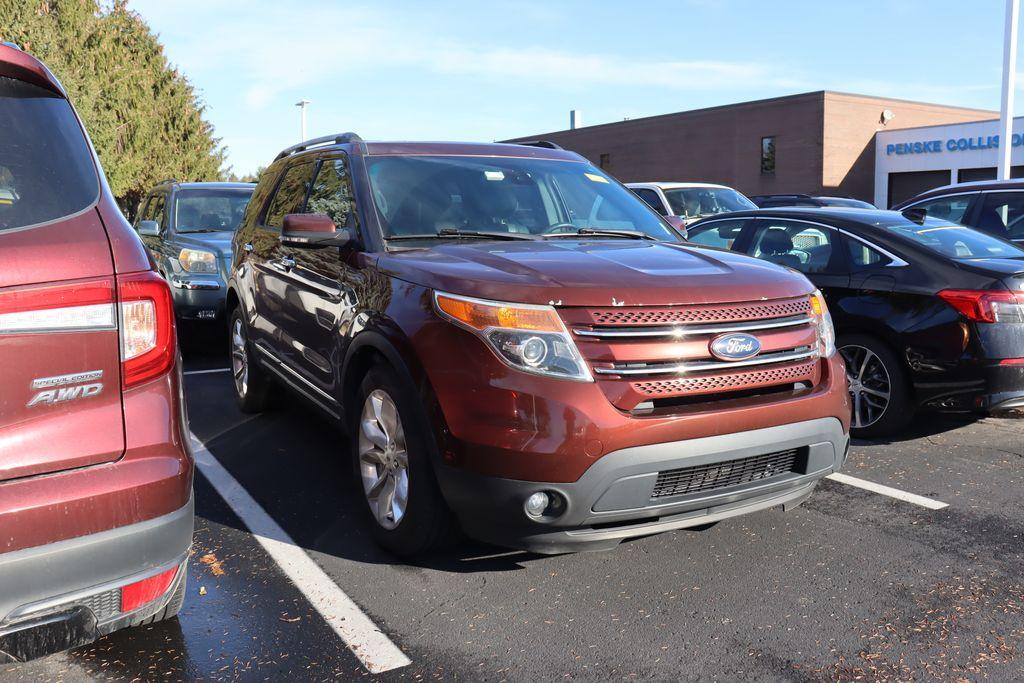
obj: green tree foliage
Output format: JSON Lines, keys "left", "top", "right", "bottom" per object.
{"left": 0, "top": 0, "right": 224, "bottom": 215}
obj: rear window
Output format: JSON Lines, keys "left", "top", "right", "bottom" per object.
{"left": 0, "top": 77, "right": 98, "bottom": 231}
{"left": 885, "top": 218, "right": 1024, "bottom": 259}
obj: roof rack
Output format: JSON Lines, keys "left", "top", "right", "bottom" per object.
{"left": 275, "top": 132, "right": 363, "bottom": 161}
{"left": 512, "top": 140, "right": 563, "bottom": 150}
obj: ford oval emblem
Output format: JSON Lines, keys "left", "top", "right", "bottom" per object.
{"left": 709, "top": 333, "right": 761, "bottom": 361}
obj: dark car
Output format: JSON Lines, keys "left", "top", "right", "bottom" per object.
{"left": 0, "top": 44, "right": 192, "bottom": 661}
{"left": 135, "top": 181, "right": 254, "bottom": 323}
{"left": 751, "top": 194, "right": 876, "bottom": 209}
{"left": 688, "top": 207, "right": 1024, "bottom": 437}
{"left": 893, "top": 179, "right": 1024, "bottom": 245}
{"left": 227, "top": 134, "right": 850, "bottom": 557}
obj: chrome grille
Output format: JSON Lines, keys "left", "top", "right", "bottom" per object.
{"left": 586, "top": 298, "right": 811, "bottom": 326}
{"left": 633, "top": 361, "right": 816, "bottom": 397}
{"left": 651, "top": 449, "right": 801, "bottom": 499}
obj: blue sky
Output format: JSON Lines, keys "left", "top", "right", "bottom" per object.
{"left": 131, "top": 0, "right": 1019, "bottom": 176}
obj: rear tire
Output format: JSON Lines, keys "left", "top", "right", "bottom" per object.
{"left": 838, "top": 334, "right": 912, "bottom": 438}
{"left": 351, "top": 365, "right": 456, "bottom": 557}
{"left": 229, "top": 307, "right": 275, "bottom": 413}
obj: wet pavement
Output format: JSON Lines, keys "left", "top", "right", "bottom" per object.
{"left": 4, "top": 335, "right": 1024, "bottom": 681}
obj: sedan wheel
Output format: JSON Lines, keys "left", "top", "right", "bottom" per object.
{"left": 358, "top": 389, "right": 410, "bottom": 530}
{"left": 840, "top": 344, "right": 892, "bottom": 429}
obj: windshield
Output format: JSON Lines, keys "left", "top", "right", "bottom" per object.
{"left": 365, "top": 156, "right": 677, "bottom": 241}
{"left": 0, "top": 77, "right": 98, "bottom": 231}
{"left": 885, "top": 219, "right": 1024, "bottom": 259}
{"left": 175, "top": 188, "right": 253, "bottom": 233}
{"left": 663, "top": 187, "right": 756, "bottom": 218}
{"left": 820, "top": 197, "right": 875, "bottom": 208}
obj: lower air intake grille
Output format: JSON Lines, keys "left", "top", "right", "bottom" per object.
{"left": 651, "top": 448, "right": 801, "bottom": 499}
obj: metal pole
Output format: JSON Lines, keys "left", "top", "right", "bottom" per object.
{"left": 295, "top": 99, "right": 311, "bottom": 141}
{"left": 998, "top": 0, "right": 1019, "bottom": 180}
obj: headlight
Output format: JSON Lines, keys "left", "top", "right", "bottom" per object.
{"left": 177, "top": 248, "right": 218, "bottom": 273}
{"left": 809, "top": 290, "right": 836, "bottom": 357}
{"left": 434, "top": 291, "right": 593, "bottom": 382}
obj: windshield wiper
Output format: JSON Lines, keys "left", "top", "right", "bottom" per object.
{"left": 386, "top": 228, "right": 536, "bottom": 242}
{"left": 180, "top": 228, "right": 223, "bottom": 233}
{"left": 543, "top": 227, "right": 657, "bottom": 240}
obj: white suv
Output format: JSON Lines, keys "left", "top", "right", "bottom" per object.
{"left": 627, "top": 182, "right": 757, "bottom": 229}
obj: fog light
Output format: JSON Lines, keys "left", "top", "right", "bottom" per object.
{"left": 524, "top": 491, "right": 550, "bottom": 517}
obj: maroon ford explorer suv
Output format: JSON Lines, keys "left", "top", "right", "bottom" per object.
{"left": 0, "top": 45, "right": 193, "bottom": 662}
{"left": 228, "top": 134, "right": 851, "bottom": 557}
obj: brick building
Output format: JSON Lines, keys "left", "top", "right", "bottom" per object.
{"left": 505, "top": 91, "right": 994, "bottom": 204}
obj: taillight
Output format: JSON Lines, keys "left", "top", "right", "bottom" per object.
{"left": 0, "top": 277, "right": 115, "bottom": 333}
{"left": 937, "top": 289, "right": 1024, "bottom": 324}
{"left": 118, "top": 271, "right": 176, "bottom": 387}
{"left": 121, "top": 566, "right": 178, "bottom": 613}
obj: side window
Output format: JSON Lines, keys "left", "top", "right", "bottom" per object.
{"left": 136, "top": 197, "right": 152, "bottom": 224}
{"left": 306, "top": 156, "right": 359, "bottom": 229}
{"left": 910, "top": 195, "right": 973, "bottom": 225}
{"left": 150, "top": 195, "right": 166, "bottom": 230}
{"left": 264, "top": 161, "right": 316, "bottom": 228}
{"left": 749, "top": 220, "right": 837, "bottom": 274}
{"left": 845, "top": 237, "right": 891, "bottom": 269}
{"left": 688, "top": 220, "right": 746, "bottom": 250}
{"left": 632, "top": 188, "right": 667, "bottom": 215}
{"left": 976, "top": 192, "right": 1024, "bottom": 239}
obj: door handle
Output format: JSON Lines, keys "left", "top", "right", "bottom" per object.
{"left": 243, "top": 242, "right": 254, "bottom": 253}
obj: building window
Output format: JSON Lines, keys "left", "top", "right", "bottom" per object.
{"left": 599, "top": 153, "right": 611, "bottom": 170}
{"left": 760, "top": 136, "right": 776, "bottom": 175}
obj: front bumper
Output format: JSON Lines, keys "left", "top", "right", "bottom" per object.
{"left": 437, "top": 417, "right": 848, "bottom": 554}
{"left": 169, "top": 275, "right": 226, "bottom": 321}
{"left": 0, "top": 497, "right": 193, "bottom": 662}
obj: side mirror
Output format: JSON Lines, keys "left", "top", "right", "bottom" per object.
{"left": 665, "top": 215, "right": 688, "bottom": 240}
{"left": 137, "top": 220, "right": 160, "bottom": 237}
{"left": 281, "top": 213, "right": 352, "bottom": 247}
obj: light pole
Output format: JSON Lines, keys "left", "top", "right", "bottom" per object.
{"left": 295, "top": 99, "right": 311, "bottom": 141}
{"left": 998, "top": 0, "right": 1019, "bottom": 180}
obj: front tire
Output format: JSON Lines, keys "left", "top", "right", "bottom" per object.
{"left": 229, "top": 307, "right": 275, "bottom": 413}
{"left": 351, "top": 365, "right": 455, "bottom": 557}
{"left": 838, "top": 334, "right": 912, "bottom": 438}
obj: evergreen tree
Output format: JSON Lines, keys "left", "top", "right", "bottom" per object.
{"left": 0, "top": 0, "right": 224, "bottom": 216}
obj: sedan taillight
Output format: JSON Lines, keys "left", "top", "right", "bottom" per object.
{"left": 938, "top": 289, "right": 1024, "bottom": 324}
{"left": 118, "top": 271, "right": 176, "bottom": 387}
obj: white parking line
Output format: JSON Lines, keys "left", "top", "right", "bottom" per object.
{"left": 826, "top": 472, "right": 949, "bottom": 510}
{"left": 190, "top": 433, "right": 412, "bottom": 674}
{"left": 183, "top": 367, "right": 231, "bottom": 376}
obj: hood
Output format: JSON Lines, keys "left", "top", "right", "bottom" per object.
{"left": 378, "top": 240, "right": 814, "bottom": 307}
{"left": 174, "top": 231, "right": 234, "bottom": 257}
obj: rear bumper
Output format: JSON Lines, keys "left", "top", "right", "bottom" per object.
{"left": 0, "top": 497, "right": 193, "bottom": 662}
{"left": 437, "top": 417, "right": 849, "bottom": 554}
{"left": 914, "top": 361, "right": 1024, "bottom": 412}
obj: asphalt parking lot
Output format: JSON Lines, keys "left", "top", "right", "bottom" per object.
{"left": 5, "top": 334, "right": 1024, "bottom": 682}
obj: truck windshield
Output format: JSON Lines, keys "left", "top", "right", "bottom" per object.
{"left": 175, "top": 188, "right": 253, "bottom": 233}
{"left": 663, "top": 187, "right": 756, "bottom": 219}
{"left": 0, "top": 77, "right": 98, "bottom": 231}
{"left": 366, "top": 156, "right": 677, "bottom": 242}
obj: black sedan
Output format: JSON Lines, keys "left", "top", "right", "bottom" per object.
{"left": 688, "top": 207, "right": 1024, "bottom": 437}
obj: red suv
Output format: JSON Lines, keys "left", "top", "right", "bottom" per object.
{"left": 0, "top": 45, "right": 193, "bottom": 662}
{"left": 228, "top": 134, "right": 850, "bottom": 557}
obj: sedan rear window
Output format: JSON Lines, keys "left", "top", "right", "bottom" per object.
{"left": 0, "top": 77, "right": 99, "bottom": 231}
{"left": 886, "top": 219, "right": 1024, "bottom": 259}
